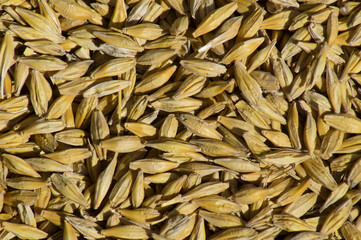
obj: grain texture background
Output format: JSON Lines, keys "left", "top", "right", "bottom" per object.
{"left": 0, "top": 0, "right": 360, "bottom": 239}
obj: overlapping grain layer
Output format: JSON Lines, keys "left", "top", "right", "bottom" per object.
{"left": 0, "top": 0, "right": 360, "bottom": 239}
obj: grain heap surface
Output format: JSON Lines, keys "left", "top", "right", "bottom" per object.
{"left": 0, "top": 0, "right": 361, "bottom": 239}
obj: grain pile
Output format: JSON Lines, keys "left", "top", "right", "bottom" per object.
{"left": 1, "top": 0, "right": 361, "bottom": 239}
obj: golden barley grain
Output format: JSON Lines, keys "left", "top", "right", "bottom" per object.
{"left": 2, "top": 1, "right": 361, "bottom": 239}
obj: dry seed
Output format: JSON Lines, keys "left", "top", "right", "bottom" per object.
{"left": 320, "top": 199, "right": 353, "bottom": 235}
{"left": 262, "top": 130, "right": 292, "bottom": 148}
{"left": 144, "top": 36, "right": 187, "bottom": 50}
{"left": 24, "top": 157, "right": 72, "bottom": 172}
{"left": 125, "top": 122, "right": 157, "bottom": 138}
{"left": 214, "top": 157, "right": 260, "bottom": 173}
{"left": 0, "top": 32, "right": 14, "bottom": 100}
{"left": 63, "top": 220, "right": 79, "bottom": 240}
{"left": 2, "top": 153, "right": 40, "bottom": 178}
{"left": 302, "top": 156, "right": 338, "bottom": 191}
{"left": 90, "top": 58, "right": 136, "bottom": 79}
{"left": 109, "top": 170, "right": 133, "bottom": 207}
{"left": 320, "top": 182, "right": 349, "bottom": 213}
{"left": 173, "top": 74, "right": 207, "bottom": 100}
{"left": 288, "top": 232, "right": 327, "bottom": 240}
{"left": 324, "top": 113, "right": 361, "bottom": 133}
{"left": 93, "top": 155, "right": 116, "bottom": 209}
{"left": 15, "top": 7, "right": 63, "bottom": 42}
{"left": 34, "top": 186, "right": 51, "bottom": 210}
{"left": 93, "top": 31, "right": 143, "bottom": 52}
{"left": 19, "top": 55, "right": 67, "bottom": 72}
{"left": 135, "top": 65, "right": 177, "bottom": 94}
{"left": 170, "top": 16, "right": 189, "bottom": 36}
{"left": 117, "top": 208, "right": 162, "bottom": 224}
{"left": 123, "top": 23, "right": 166, "bottom": 40}
{"left": 22, "top": 119, "right": 65, "bottom": 135}
{"left": 101, "top": 135, "right": 145, "bottom": 153}
{"left": 130, "top": 159, "right": 180, "bottom": 174}
{"left": 320, "top": 129, "right": 344, "bottom": 160}
{"left": 178, "top": 113, "right": 222, "bottom": 140}
{"left": 199, "top": 210, "right": 245, "bottom": 229}
{"left": 44, "top": 148, "right": 92, "bottom": 164}
{"left": 235, "top": 100, "right": 270, "bottom": 130}
{"left": 180, "top": 59, "right": 227, "bottom": 77}
{"left": 195, "top": 80, "right": 232, "bottom": 99}
{"left": 34, "top": 133, "right": 57, "bottom": 152}
{"left": 24, "top": 40, "right": 65, "bottom": 56}
{"left": 54, "top": 129, "right": 87, "bottom": 146}
{"left": 137, "top": 49, "right": 176, "bottom": 65}
{"left": 182, "top": 182, "right": 229, "bottom": 201}
{"left": 65, "top": 215, "right": 104, "bottom": 239}
{"left": 190, "top": 138, "right": 244, "bottom": 157}
{"left": 57, "top": 77, "right": 97, "bottom": 96}
{"left": 194, "top": 195, "right": 244, "bottom": 214}
{"left": 83, "top": 80, "right": 130, "bottom": 98}
{"left": 17, "top": 203, "right": 36, "bottom": 227}
{"left": 233, "top": 185, "right": 272, "bottom": 205}
{"left": 51, "top": 174, "right": 88, "bottom": 208}
{"left": 158, "top": 113, "right": 178, "bottom": 138}
{"left": 247, "top": 40, "right": 276, "bottom": 73}
{"left": 303, "top": 111, "right": 317, "bottom": 154}
{"left": 347, "top": 158, "right": 361, "bottom": 188}
{"left": 192, "top": 2, "right": 238, "bottom": 38}
{"left": 341, "top": 221, "right": 361, "bottom": 240}
{"left": 237, "top": 6, "right": 264, "bottom": 40}
{"left": 6, "top": 177, "right": 48, "bottom": 190}
{"left": 259, "top": 150, "right": 310, "bottom": 166}
{"left": 27, "top": 70, "right": 52, "bottom": 116}
{"left": 102, "top": 225, "right": 148, "bottom": 239}
{"left": 1, "top": 0, "right": 361, "bottom": 239}
{"left": 159, "top": 214, "right": 189, "bottom": 238}
{"left": 4, "top": 190, "right": 39, "bottom": 207}
{"left": 218, "top": 115, "right": 266, "bottom": 142}
{"left": 283, "top": 192, "right": 318, "bottom": 217}
{"left": 275, "top": 179, "right": 312, "bottom": 206}
{"left": 2, "top": 222, "right": 48, "bottom": 239}
{"left": 175, "top": 162, "right": 232, "bottom": 177}
{"left": 221, "top": 37, "right": 264, "bottom": 65}
{"left": 46, "top": 95, "right": 75, "bottom": 120}
{"left": 146, "top": 139, "right": 199, "bottom": 153}
{"left": 209, "top": 227, "right": 257, "bottom": 240}
{"left": 189, "top": 217, "right": 206, "bottom": 240}
{"left": 272, "top": 214, "right": 316, "bottom": 232}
